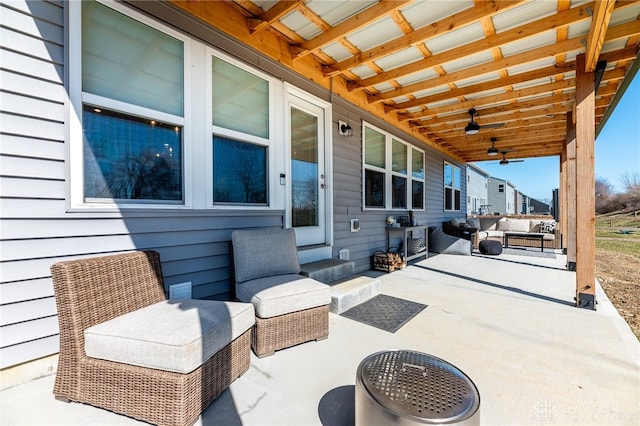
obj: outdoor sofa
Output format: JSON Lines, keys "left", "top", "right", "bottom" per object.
{"left": 444, "top": 216, "right": 561, "bottom": 250}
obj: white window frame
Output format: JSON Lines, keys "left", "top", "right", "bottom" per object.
{"left": 67, "top": 1, "right": 287, "bottom": 212}
{"left": 362, "top": 122, "right": 425, "bottom": 211}
{"left": 204, "top": 47, "right": 283, "bottom": 210}
{"left": 443, "top": 161, "right": 461, "bottom": 212}
{"left": 68, "top": 0, "right": 192, "bottom": 210}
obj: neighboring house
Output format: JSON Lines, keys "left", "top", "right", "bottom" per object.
{"left": 515, "top": 191, "right": 524, "bottom": 215}
{"left": 529, "top": 197, "right": 551, "bottom": 214}
{"left": 0, "top": 1, "right": 468, "bottom": 374}
{"left": 521, "top": 194, "right": 532, "bottom": 214}
{"left": 488, "top": 177, "right": 517, "bottom": 215}
{"left": 466, "top": 163, "right": 489, "bottom": 215}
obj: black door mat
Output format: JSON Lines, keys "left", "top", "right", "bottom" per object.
{"left": 340, "top": 294, "right": 427, "bottom": 333}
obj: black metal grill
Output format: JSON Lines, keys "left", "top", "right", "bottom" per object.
{"left": 356, "top": 350, "right": 480, "bottom": 425}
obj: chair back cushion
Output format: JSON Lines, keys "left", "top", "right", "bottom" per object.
{"left": 232, "top": 228, "right": 300, "bottom": 283}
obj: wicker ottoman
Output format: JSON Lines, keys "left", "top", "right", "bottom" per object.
{"left": 479, "top": 239, "right": 502, "bottom": 255}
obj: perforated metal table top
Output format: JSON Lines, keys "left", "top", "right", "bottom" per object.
{"left": 357, "top": 350, "right": 480, "bottom": 423}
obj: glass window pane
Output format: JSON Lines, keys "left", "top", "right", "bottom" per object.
{"left": 82, "top": 1, "right": 184, "bottom": 116}
{"left": 365, "top": 169, "right": 385, "bottom": 208}
{"left": 392, "top": 139, "right": 407, "bottom": 174}
{"left": 455, "top": 189, "right": 461, "bottom": 210}
{"left": 412, "top": 180, "right": 424, "bottom": 209}
{"left": 454, "top": 166, "right": 461, "bottom": 189}
{"left": 412, "top": 149, "right": 424, "bottom": 179}
{"left": 445, "top": 188, "right": 452, "bottom": 211}
{"left": 212, "top": 57, "right": 269, "bottom": 138}
{"left": 213, "top": 136, "right": 267, "bottom": 204}
{"left": 83, "top": 106, "right": 183, "bottom": 201}
{"left": 444, "top": 163, "right": 452, "bottom": 187}
{"left": 291, "top": 107, "right": 318, "bottom": 227}
{"left": 392, "top": 175, "right": 406, "bottom": 208}
{"left": 364, "top": 127, "right": 385, "bottom": 168}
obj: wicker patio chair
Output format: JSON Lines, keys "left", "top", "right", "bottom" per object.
{"left": 51, "top": 251, "right": 253, "bottom": 426}
{"left": 231, "top": 228, "right": 331, "bottom": 357}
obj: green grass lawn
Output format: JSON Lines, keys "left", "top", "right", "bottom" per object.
{"left": 595, "top": 212, "right": 640, "bottom": 258}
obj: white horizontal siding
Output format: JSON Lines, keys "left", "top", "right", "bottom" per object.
{"left": 0, "top": 198, "right": 68, "bottom": 218}
{"left": 0, "top": 26, "right": 63, "bottom": 64}
{"left": 0, "top": 135, "right": 65, "bottom": 161}
{"left": 0, "top": 4, "right": 64, "bottom": 45}
{"left": 1, "top": 297, "right": 57, "bottom": 326}
{"left": 0, "top": 335, "right": 58, "bottom": 370}
{"left": 1, "top": 316, "right": 58, "bottom": 346}
{"left": 0, "top": 156, "right": 64, "bottom": 179}
{"left": 0, "top": 112, "right": 65, "bottom": 140}
{"left": 0, "top": 277, "right": 54, "bottom": 304}
{"left": 0, "top": 177, "right": 65, "bottom": 198}
{"left": 1, "top": 91, "right": 65, "bottom": 122}
{"left": 0, "top": 70, "right": 66, "bottom": 103}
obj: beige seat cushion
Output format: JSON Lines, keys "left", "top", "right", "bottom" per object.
{"left": 236, "top": 274, "right": 331, "bottom": 319}
{"left": 85, "top": 300, "right": 255, "bottom": 374}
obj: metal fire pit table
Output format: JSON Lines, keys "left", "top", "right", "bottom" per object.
{"left": 355, "top": 350, "right": 480, "bottom": 425}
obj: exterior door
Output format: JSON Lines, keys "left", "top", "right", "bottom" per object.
{"left": 287, "top": 93, "right": 327, "bottom": 246}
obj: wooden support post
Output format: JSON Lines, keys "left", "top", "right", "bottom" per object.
{"left": 575, "top": 54, "right": 597, "bottom": 310}
{"left": 559, "top": 141, "right": 567, "bottom": 252}
{"left": 566, "top": 112, "right": 577, "bottom": 270}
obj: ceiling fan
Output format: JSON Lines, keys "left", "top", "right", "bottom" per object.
{"left": 465, "top": 108, "right": 505, "bottom": 135}
{"left": 487, "top": 137, "right": 499, "bottom": 156}
{"left": 498, "top": 151, "right": 524, "bottom": 166}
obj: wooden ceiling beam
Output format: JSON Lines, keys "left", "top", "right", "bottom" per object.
{"left": 449, "top": 129, "right": 567, "bottom": 150}
{"left": 323, "top": 0, "right": 525, "bottom": 77}
{"left": 291, "top": 0, "right": 412, "bottom": 60}
{"left": 350, "top": 2, "right": 594, "bottom": 91}
{"left": 584, "top": 0, "right": 616, "bottom": 72}
{"left": 248, "top": 1, "right": 301, "bottom": 35}
{"left": 381, "top": 44, "right": 637, "bottom": 111}
{"left": 399, "top": 66, "right": 625, "bottom": 122}
{"left": 412, "top": 94, "right": 574, "bottom": 128}
{"left": 411, "top": 93, "right": 575, "bottom": 128}
{"left": 371, "top": 22, "right": 638, "bottom": 107}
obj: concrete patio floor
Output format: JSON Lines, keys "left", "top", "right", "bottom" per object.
{"left": 2, "top": 250, "right": 639, "bottom": 425}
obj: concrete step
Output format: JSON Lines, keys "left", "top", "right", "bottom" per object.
{"left": 300, "top": 258, "right": 355, "bottom": 284}
{"left": 328, "top": 276, "right": 380, "bottom": 314}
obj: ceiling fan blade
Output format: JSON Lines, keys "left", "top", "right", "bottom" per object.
{"left": 510, "top": 159, "right": 525, "bottom": 163}
{"left": 480, "top": 123, "right": 505, "bottom": 129}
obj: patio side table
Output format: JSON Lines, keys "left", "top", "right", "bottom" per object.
{"left": 355, "top": 350, "right": 480, "bottom": 425}
{"left": 386, "top": 225, "right": 427, "bottom": 262}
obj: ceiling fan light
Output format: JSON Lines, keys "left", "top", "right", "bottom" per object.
{"left": 465, "top": 122, "right": 479, "bottom": 135}
{"left": 487, "top": 147, "right": 499, "bottom": 156}
{"left": 499, "top": 159, "right": 509, "bottom": 166}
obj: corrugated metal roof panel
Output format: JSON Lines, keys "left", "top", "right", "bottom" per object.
{"left": 400, "top": 0, "right": 473, "bottom": 31}
{"left": 306, "top": 0, "right": 377, "bottom": 27}
{"left": 396, "top": 68, "right": 439, "bottom": 86}
{"left": 455, "top": 71, "right": 502, "bottom": 88}
{"left": 280, "top": 10, "right": 321, "bottom": 40}
{"left": 442, "top": 51, "right": 494, "bottom": 74}
{"left": 492, "top": 0, "right": 556, "bottom": 33}
{"left": 321, "top": 43, "right": 354, "bottom": 63}
{"left": 610, "top": 4, "right": 640, "bottom": 26}
{"left": 350, "top": 64, "right": 377, "bottom": 79}
{"left": 500, "top": 31, "right": 558, "bottom": 57}
{"left": 346, "top": 16, "right": 404, "bottom": 52}
{"left": 507, "top": 57, "right": 557, "bottom": 76}
{"left": 425, "top": 22, "right": 485, "bottom": 55}
{"left": 567, "top": 20, "right": 591, "bottom": 39}
{"left": 374, "top": 47, "right": 424, "bottom": 73}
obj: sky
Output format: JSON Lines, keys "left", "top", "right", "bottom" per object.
{"left": 473, "top": 72, "right": 640, "bottom": 202}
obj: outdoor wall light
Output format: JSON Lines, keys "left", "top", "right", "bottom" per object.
{"left": 339, "top": 120, "right": 353, "bottom": 137}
